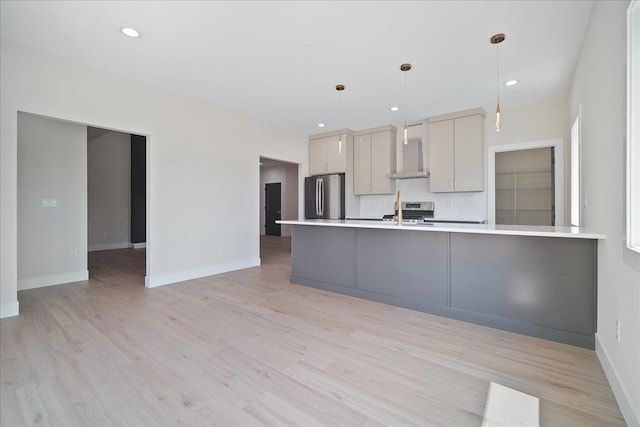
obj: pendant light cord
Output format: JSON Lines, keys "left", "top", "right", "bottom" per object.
{"left": 339, "top": 90, "right": 342, "bottom": 124}
{"left": 404, "top": 69, "right": 408, "bottom": 127}
{"left": 496, "top": 42, "right": 500, "bottom": 105}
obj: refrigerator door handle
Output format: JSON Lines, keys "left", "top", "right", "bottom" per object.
{"left": 318, "top": 178, "right": 324, "bottom": 216}
{"left": 315, "top": 178, "right": 321, "bottom": 216}
{"left": 322, "top": 179, "right": 324, "bottom": 216}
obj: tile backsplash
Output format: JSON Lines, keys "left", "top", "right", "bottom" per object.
{"left": 359, "top": 178, "right": 487, "bottom": 221}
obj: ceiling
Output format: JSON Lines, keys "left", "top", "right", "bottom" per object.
{"left": 0, "top": 1, "right": 594, "bottom": 136}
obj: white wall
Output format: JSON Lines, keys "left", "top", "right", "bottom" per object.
{"left": 17, "top": 113, "right": 88, "bottom": 291}
{"left": 1, "top": 40, "right": 307, "bottom": 316}
{"left": 360, "top": 95, "right": 568, "bottom": 221}
{"left": 88, "top": 130, "right": 131, "bottom": 251}
{"left": 284, "top": 163, "right": 299, "bottom": 228}
{"left": 260, "top": 162, "right": 298, "bottom": 237}
{"left": 568, "top": 1, "right": 640, "bottom": 425}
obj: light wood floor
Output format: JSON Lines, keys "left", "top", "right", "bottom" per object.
{"left": 1, "top": 236, "right": 624, "bottom": 426}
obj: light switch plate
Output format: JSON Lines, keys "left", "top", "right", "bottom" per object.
{"left": 40, "top": 198, "right": 57, "bottom": 208}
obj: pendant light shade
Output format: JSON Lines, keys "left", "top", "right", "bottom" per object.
{"left": 400, "top": 63, "right": 412, "bottom": 145}
{"left": 336, "top": 84, "right": 345, "bottom": 154}
{"left": 491, "top": 33, "right": 505, "bottom": 132}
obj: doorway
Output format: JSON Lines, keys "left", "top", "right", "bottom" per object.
{"left": 265, "top": 183, "right": 282, "bottom": 236}
{"left": 87, "top": 128, "right": 147, "bottom": 285}
{"left": 16, "top": 112, "right": 150, "bottom": 292}
{"left": 488, "top": 138, "right": 564, "bottom": 226}
{"left": 259, "top": 156, "right": 299, "bottom": 264}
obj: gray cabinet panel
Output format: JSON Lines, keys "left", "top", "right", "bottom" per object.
{"left": 450, "top": 234, "right": 595, "bottom": 335}
{"left": 291, "top": 226, "right": 356, "bottom": 288}
{"left": 288, "top": 224, "right": 598, "bottom": 348}
{"left": 356, "top": 229, "right": 448, "bottom": 305}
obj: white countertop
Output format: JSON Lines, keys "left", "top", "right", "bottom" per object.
{"left": 347, "top": 216, "right": 487, "bottom": 224}
{"left": 278, "top": 219, "right": 606, "bottom": 239}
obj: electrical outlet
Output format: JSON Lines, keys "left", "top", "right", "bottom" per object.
{"left": 70, "top": 250, "right": 78, "bottom": 260}
{"left": 583, "top": 194, "right": 588, "bottom": 208}
{"left": 103, "top": 231, "right": 108, "bottom": 238}
{"left": 616, "top": 320, "right": 621, "bottom": 342}
{"left": 40, "top": 198, "right": 57, "bottom": 208}
{"left": 218, "top": 245, "right": 224, "bottom": 255}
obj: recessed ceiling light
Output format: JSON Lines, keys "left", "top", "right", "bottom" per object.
{"left": 121, "top": 27, "right": 141, "bottom": 38}
{"left": 317, "top": 123, "right": 325, "bottom": 128}
{"left": 504, "top": 79, "right": 519, "bottom": 86}
{"left": 390, "top": 106, "right": 400, "bottom": 112}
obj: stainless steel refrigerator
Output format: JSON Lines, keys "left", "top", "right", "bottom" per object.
{"left": 305, "top": 173, "right": 345, "bottom": 219}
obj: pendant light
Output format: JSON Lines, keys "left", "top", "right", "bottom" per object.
{"left": 490, "top": 33, "right": 505, "bottom": 132}
{"left": 400, "top": 63, "right": 412, "bottom": 145}
{"left": 336, "top": 84, "right": 345, "bottom": 155}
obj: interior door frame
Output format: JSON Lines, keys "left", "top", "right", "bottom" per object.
{"left": 15, "top": 111, "right": 151, "bottom": 289}
{"left": 488, "top": 138, "right": 564, "bottom": 225}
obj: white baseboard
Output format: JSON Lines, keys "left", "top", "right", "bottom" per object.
{"left": 595, "top": 333, "right": 640, "bottom": 427}
{"left": 0, "top": 301, "right": 19, "bottom": 318}
{"left": 88, "top": 242, "right": 132, "bottom": 252}
{"left": 133, "top": 242, "right": 146, "bottom": 249}
{"left": 18, "top": 270, "right": 89, "bottom": 291}
{"left": 146, "top": 258, "right": 260, "bottom": 288}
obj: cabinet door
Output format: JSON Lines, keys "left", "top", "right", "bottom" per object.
{"left": 371, "top": 131, "right": 393, "bottom": 194}
{"left": 429, "top": 119, "right": 455, "bottom": 192}
{"left": 309, "top": 138, "right": 328, "bottom": 175}
{"left": 354, "top": 134, "right": 372, "bottom": 195}
{"left": 327, "top": 134, "right": 347, "bottom": 173}
{"left": 454, "top": 115, "right": 483, "bottom": 191}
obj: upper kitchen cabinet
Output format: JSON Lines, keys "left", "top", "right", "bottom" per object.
{"left": 308, "top": 129, "right": 353, "bottom": 175}
{"left": 428, "top": 108, "right": 485, "bottom": 192}
{"left": 354, "top": 125, "right": 397, "bottom": 195}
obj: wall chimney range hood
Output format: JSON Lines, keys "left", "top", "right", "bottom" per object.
{"left": 390, "top": 137, "right": 430, "bottom": 179}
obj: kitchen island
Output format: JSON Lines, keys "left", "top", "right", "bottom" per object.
{"left": 278, "top": 219, "right": 605, "bottom": 349}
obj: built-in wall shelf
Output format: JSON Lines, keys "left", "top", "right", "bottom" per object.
{"left": 389, "top": 171, "right": 430, "bottom": 179}
{"left": 495, "top": 161, "right": 555, "bottom": 226}
{"left": 496, "top": 187, "right": 551, "bottom": 191}
{"left": 495, "top": 169, "right": 552, "bottom": 177}
{"left": 496, "top": 208, "right": 554, "bottom": 212}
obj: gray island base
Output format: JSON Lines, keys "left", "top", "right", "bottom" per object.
{"left": 284, "top": 221, "right": 601, "bottom": 349}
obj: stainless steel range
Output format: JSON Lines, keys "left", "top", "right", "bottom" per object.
{"left": 383, "top": 201, "right": 434, "bottom": 223}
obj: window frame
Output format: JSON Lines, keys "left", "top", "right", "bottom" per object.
{"left": 626, "top": 0, "right": 640, "bottom": 264}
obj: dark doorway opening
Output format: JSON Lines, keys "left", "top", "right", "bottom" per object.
{"left": 265, "top": 182, "right": 282, "bottom": 236}
{"left": 131, "top": 134, "right": 146, "bottom": 246}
